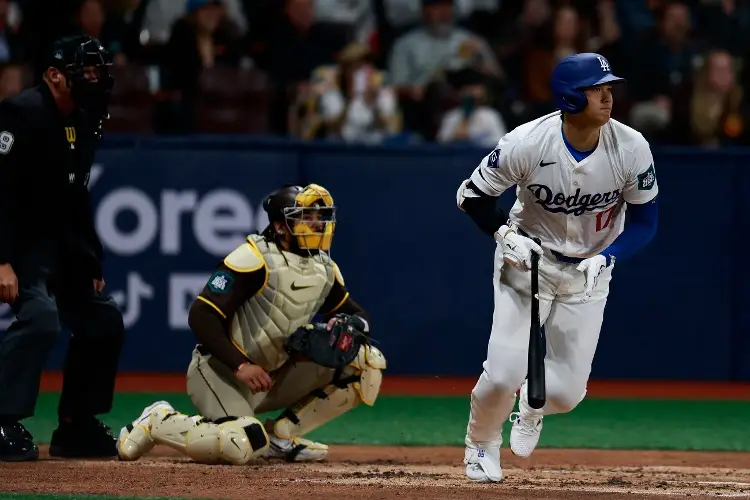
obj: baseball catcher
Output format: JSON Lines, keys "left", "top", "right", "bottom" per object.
{"left": 117, "top": 184, "right": 386, "bottom": 465}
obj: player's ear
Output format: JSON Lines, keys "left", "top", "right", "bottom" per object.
{"left": 46, "top": 68, "right": 61, "bottom": 85}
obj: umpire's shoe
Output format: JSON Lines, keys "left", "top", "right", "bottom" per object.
{"left": 0, "top": 422, "right": 39, "bottom": 462}
{"left": 50, "top": 417, "right": 117, "bottom": 458}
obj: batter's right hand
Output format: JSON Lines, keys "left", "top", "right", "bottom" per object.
{"left": 0, "top": 263, "right": 18, "bottom": 304}
{"left": 494, "top": 225, "right": 543, "bottom": 271}
{"left": 235, "top": 362, "right": 273, "bottom": 394}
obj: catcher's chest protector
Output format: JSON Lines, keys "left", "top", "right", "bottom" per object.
{"left": 230, "top": 235, "right": 335, "bottom": 371}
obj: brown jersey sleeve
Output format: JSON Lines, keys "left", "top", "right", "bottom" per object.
{"left": 196, "top": 262, "right": 267, "bottom": 318}
{"left": 188, "top": 260, "right": 268, "bottom": 371}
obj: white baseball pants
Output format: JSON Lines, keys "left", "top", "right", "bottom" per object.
{"left": 465, "top": 244, "right": 612, "bottom": 447}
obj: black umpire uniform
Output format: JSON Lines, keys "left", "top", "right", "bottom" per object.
{"left": 0, "top": 36, "right": 124, "bottom": 461}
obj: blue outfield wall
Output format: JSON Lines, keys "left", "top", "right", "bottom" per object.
{"left": 1, "top": 136, "right": 748, "bottom": 380}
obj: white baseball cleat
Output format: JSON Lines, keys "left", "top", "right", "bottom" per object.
{"left": 262, "top": 418, "right": 328, "bottom": 462}
{"left": 117, "top": 400, "right": 174, "bottom": 461}
{"left": 509, "top": 412, "right": 543, "bottom": 457}
{"left": 464, "top": 441, "right": 502, "bottom": 482}
{"left": 265, "top": 435, "right": 329, "bottom": 462}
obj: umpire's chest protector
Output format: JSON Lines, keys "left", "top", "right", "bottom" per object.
{"left": 230, "top": 235, "right": 336, "bottom": 371}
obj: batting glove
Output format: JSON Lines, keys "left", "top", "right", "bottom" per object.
{"left": 494, "top": 225, "right": 543, "bottom": 272}
{"left": 576, "top": 255, "right": 613, "bottom": 303}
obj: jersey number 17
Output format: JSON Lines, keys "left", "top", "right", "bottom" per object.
{"left": 596, "top": 206, "right": 616, "bottom": 232}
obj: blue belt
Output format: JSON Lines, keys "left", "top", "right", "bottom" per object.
{"left": 516, "top": 228, "right": 585, "bottom": 264}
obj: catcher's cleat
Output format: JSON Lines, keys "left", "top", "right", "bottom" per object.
{"left": 265, "top": 435, "right": 329, "bottom": 462}
{"left": 263, "top": 419, "right": 328, "bottom": 462}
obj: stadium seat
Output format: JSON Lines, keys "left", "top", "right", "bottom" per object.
{"left": 105, "top": 64, "right": 154, "bottom": 133}
{"left": 194, "top": 66, "right": 272, "bottom": 134}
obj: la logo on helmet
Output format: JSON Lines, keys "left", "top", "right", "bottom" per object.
{"left": 597, "top": 56, "right": 610, "bottom": 72}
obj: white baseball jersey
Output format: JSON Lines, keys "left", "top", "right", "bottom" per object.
{"left": 469, "top": 111, "right": 659, "bottom": 258}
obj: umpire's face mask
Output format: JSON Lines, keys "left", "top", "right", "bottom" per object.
{"left": 66, "top": 64, "right": 114, "bottom": 116}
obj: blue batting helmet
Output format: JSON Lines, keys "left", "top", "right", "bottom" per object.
{"left": 550, "top": 53, "right": 625, "bottom": 114}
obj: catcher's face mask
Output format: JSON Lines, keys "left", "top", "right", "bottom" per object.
{"left": 284, "top": 184, "right": 336, "bottom": 252}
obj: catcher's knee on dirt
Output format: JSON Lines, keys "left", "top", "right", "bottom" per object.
{"left": 274, "top": 345, "right": 386, "bottom": 439}
{"left": 151, "top": 412, "right": 269, "bottom": 465}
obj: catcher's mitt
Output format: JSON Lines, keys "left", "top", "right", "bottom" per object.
{"left": 284, "top": 314, "right": 370, "bottom": 369}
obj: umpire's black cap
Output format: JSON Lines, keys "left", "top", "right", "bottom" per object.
{"left": 45, "top": 35, "right": 114, "bottom": 114}
{"left": 47, "top": 35, "right": 112, "bottom": 71}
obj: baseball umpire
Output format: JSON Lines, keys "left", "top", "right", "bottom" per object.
{"left": 0, "top": 35, "right": 124, "bottom": 461}
{"left": 117, "top": 184, "right": 387, "bottom": 465}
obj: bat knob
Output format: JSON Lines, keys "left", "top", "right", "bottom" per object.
{"left": 528, "top": 397, "right": 546, "bottom": 410}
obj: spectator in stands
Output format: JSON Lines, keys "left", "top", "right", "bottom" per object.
{"left": 455, "top": 0, "right": 502, "bottom": 40}
{"left": 97, "top": 0, "right": 153, "bottom": 65}
{"left": 691, "top": 0, "right": 750, "bottom": 56}
{"left": 141, "top": 0, "right": 247, "bottom": 46}
{"left": 519, "top": 5, "right": 588, "bottom": 122}
{"left": 380, "top": 0, "right": 500, "bottom": 41}
{"left": 71, "top": 0, "right": 128, "bottom": 66}
{"left": 482, "top": 0, "right": 552, "bottom": 75}
{"left": 314, "top": 0, "right": 376, "bottom": 45}
{"left": 0, "top": 0, "right": 21, "bottom": 64}
{"left": 76, "top": 0, "right": 106, "bottom": 42}
{"left": 254, "top": 0, "right": 351, "bottom": 135}
{"left": 437, "top": 67, "right": 506, "bottom": 148}
{"left": 614, "top": 0, "right": 666, "bottom": 44}
{"left": 671, "top": 49, "right": 749, "bottom": 147}
{"left": 579, "top": 0, "right": 630, "bottom": 123}
{"left": 628, "top": 1, "right": 703, "bottom": 141}
{"left": 387, "top": 0, "right": 502, "bottom": 140}
{"left": 311, "top": 43, "right": 401, "bottom": 144}
{"left": 0, "top": 62, "right": 22, "bottom": 99}
{"left": 589, "top": 0, "right": 625, "bottom": 67}
{"left": 287, "top": 65, "right": 338, "bottom": 140}
{"left": 162, "top": 0, "right": 243, "bottom": 131}
{"left": 487, "top": 0, "right": 551, "bottom": 130}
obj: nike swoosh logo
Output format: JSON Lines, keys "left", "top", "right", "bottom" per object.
{"left": 291, "top": 282, "right": 315, "bottom": 291}
{"left": 230, "top": 437, "right": 241, "bottom": 450}
{"left": 539, "top": 160, "right": 556, "bottom": 167}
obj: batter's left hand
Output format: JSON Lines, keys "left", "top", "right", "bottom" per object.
{"left": 93, "top": 278, "right": 105, "bottom": 293}
{"left": 576, "top": 255, "right": 610, "bottom": 303}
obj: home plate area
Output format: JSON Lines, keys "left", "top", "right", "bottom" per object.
{"left": 2, "top": 446, "right": 750, "bottom": 500}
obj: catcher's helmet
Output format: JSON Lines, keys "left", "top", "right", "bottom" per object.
{"left": 48, "top": 35, "right": 114, "bottom": 115}
{"left": 263, "top": 184, "right": 336, "bottom": 252}
{"left": 550, "top": 53, "right": 625, "bottom": 114}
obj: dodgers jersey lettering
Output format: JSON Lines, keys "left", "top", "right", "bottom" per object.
{"left": 470, "top": 111, "right": 658, "bottom": 258}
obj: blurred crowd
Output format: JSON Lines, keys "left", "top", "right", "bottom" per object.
{"left": 1, "top": 0, "right": 749, "bottom": 148}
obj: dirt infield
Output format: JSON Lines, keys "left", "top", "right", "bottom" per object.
{"left": 2, "top": 446, "right": 750, "bottom": 500}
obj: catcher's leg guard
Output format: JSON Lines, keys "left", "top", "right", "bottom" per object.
{"left": 151, "top": 411, "right": 269, "bottom": 465}
{"left": 117, "top": 400, "right": 175, "bottom": 461}
{"left": 270, "top": 345, "right": 386, "bottom": 461}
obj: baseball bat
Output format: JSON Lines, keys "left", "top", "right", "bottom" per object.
{"left": 527, "top": 237, "right": 546, "bottom": 409}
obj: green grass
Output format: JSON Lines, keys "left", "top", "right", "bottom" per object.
{"left": 21, "top": 392, "right": 750, "bottom": 451}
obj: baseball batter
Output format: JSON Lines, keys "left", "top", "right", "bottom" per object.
{"left": 456, "top": 53, "right": 659, "bottom": 482}
{"left": 117, "top": 184, "right": 386, "bottom": 465}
